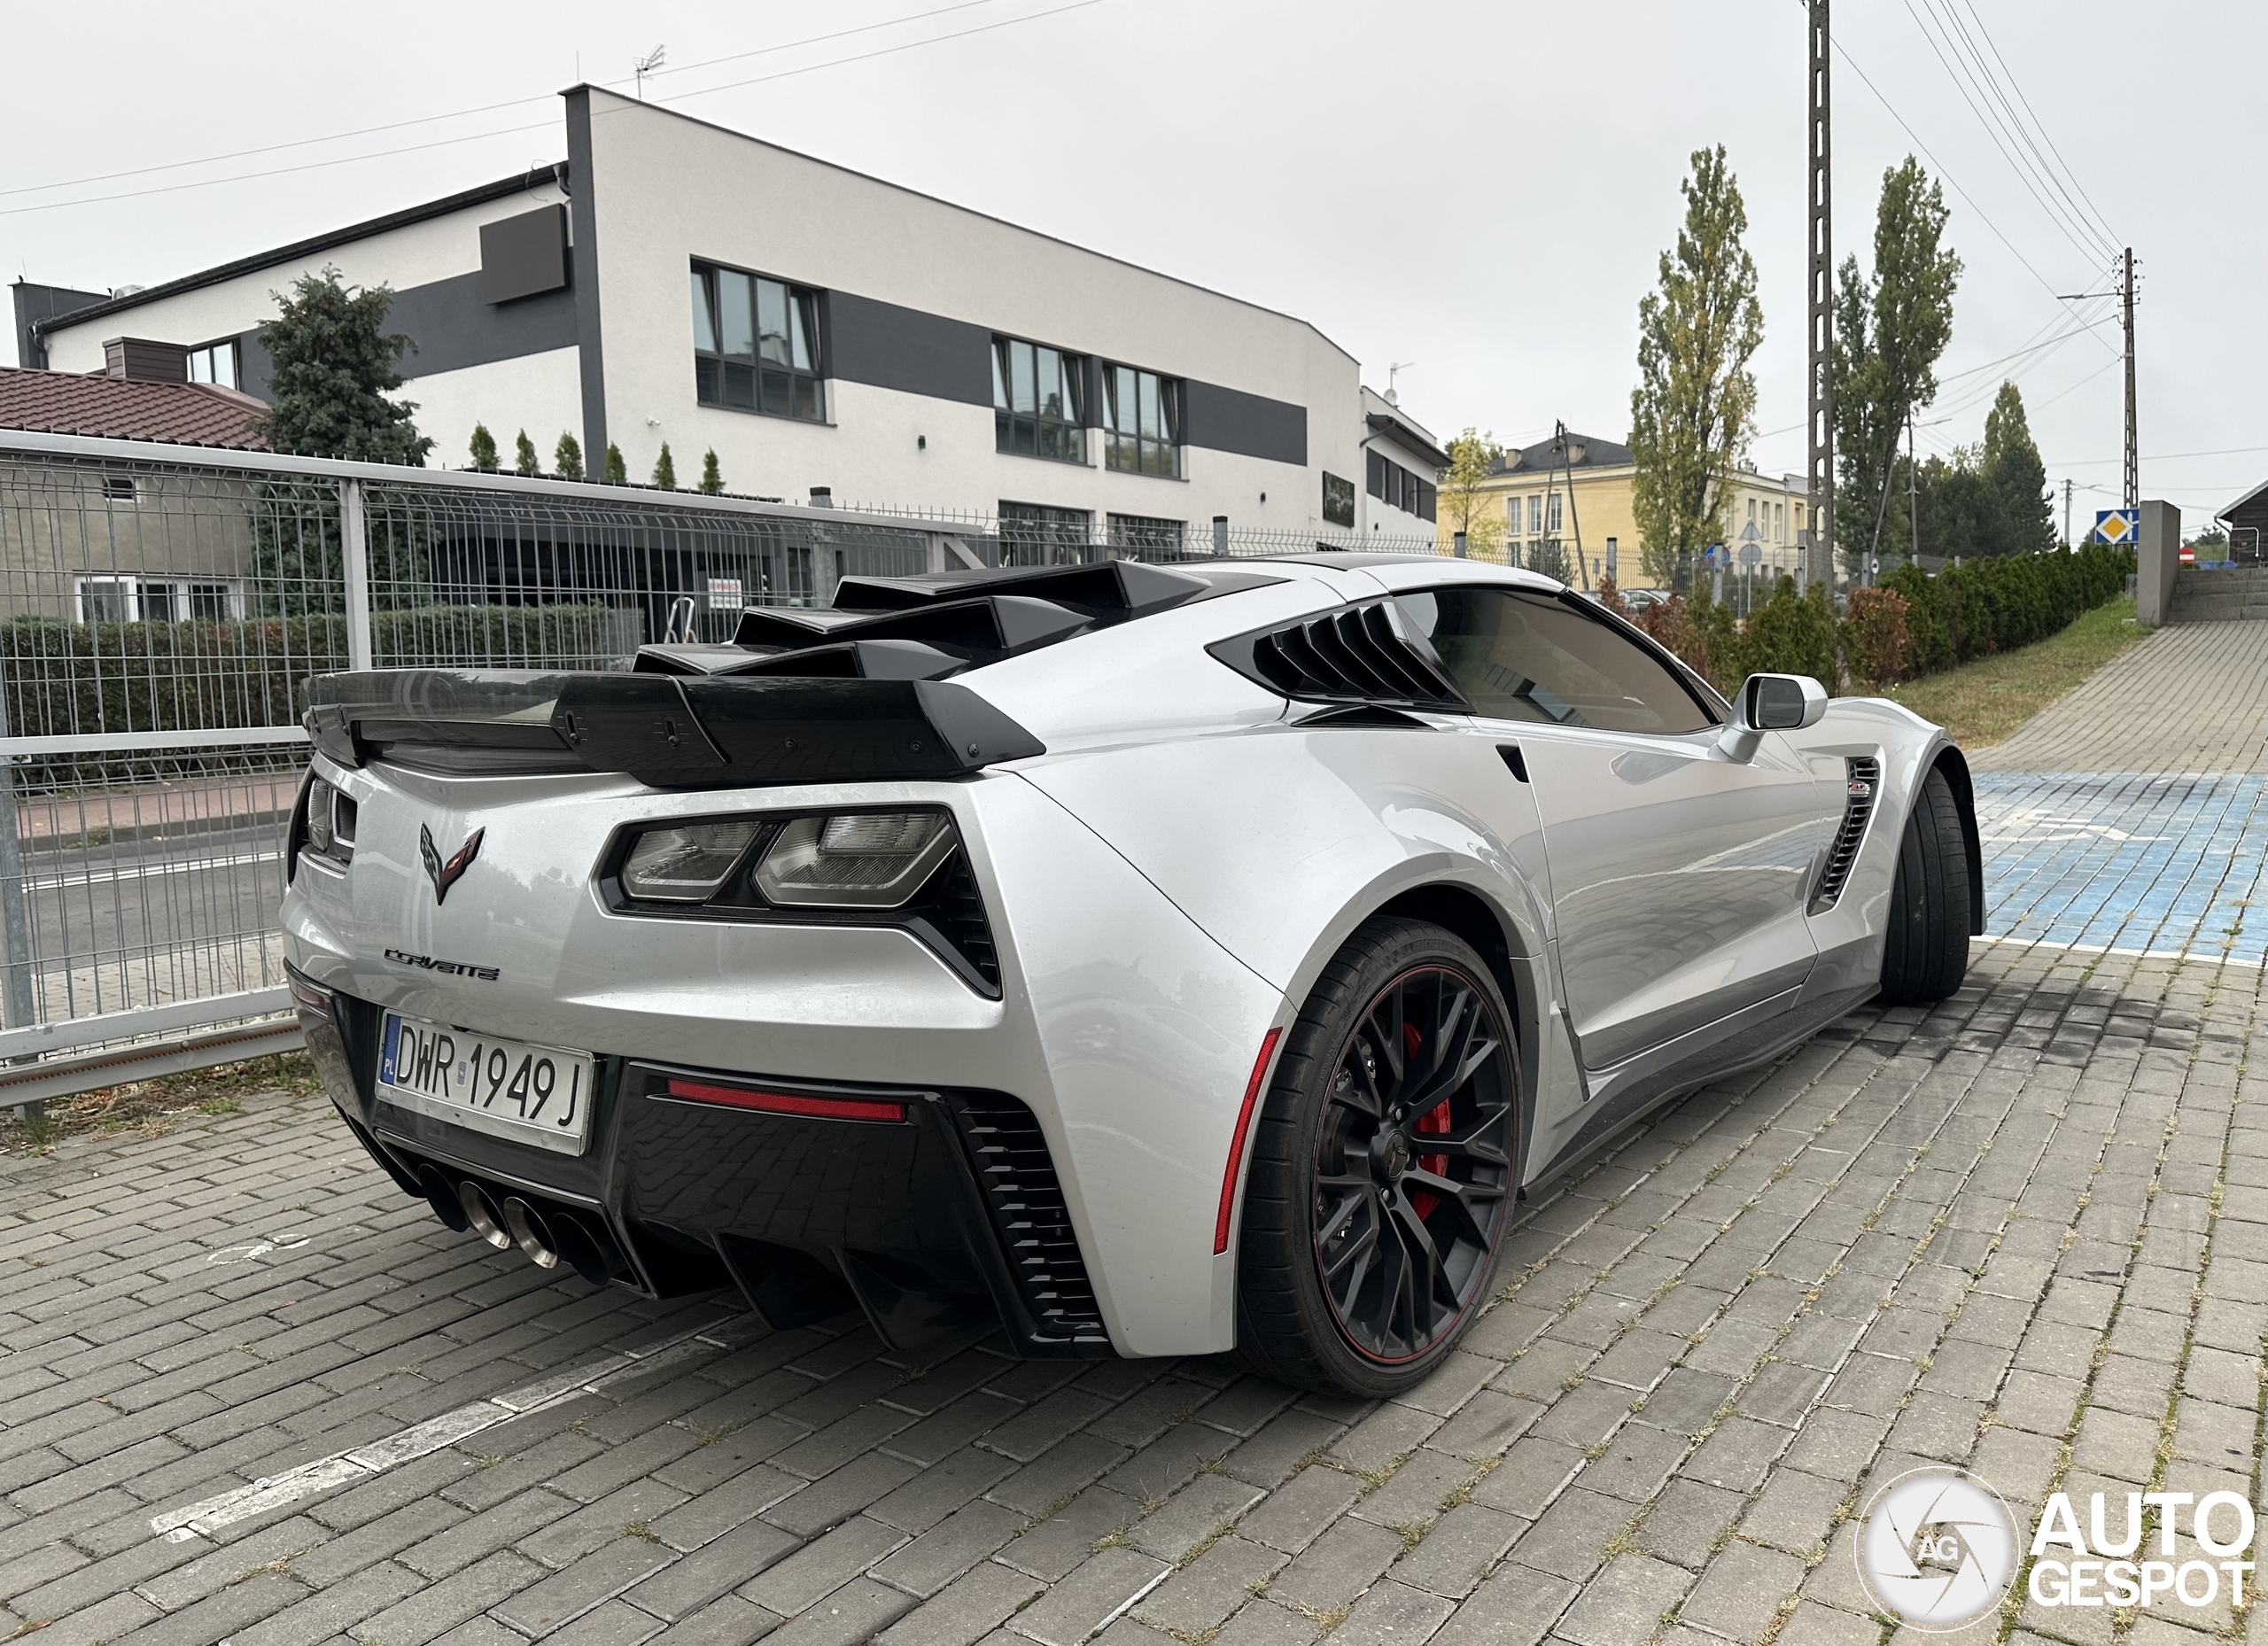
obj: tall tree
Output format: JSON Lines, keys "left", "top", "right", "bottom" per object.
{"left": 1629, "top": 145, "right": 1764, "bottom": 590}
{"left": 1440, "top": 430, "right": 1504, "bottom": 559}
{"left": 1834, "top": 158, "right": 1961, "bottom": 569}
{"left": 252, "top": 268, "right": 432, "bottom": 465}
{"left": 699, "top": 449, "right": 725, "bottom": 495}
{"left": 554, "top": 432, "right": 584, "bottom": 480}
{"left": 513, "top": 430, "right": 539, "bottom": 477}
{"left": 467, "top": 423, "right": 498, "bottom": 472}
{"left": 1981, "top": 380, "right": 2054, "bottom": 554}
{"left": 651, "top": 442, "right": 677, "bottom": 489}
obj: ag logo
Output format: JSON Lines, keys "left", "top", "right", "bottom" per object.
{"left": 1855, "top": 1469, "right": 2020, "bottom": 1630}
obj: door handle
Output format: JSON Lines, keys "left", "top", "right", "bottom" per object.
{"left": 1497, "top": 744, "right": 1529, "bottom": 783}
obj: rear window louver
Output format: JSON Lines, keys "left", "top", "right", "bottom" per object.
{"left": 947, "top": 1094, "right": 1108, "bottom": 1345}
{"left": 1210, "top": 599, "right": 1467, "bottom": 711}
{"left": 1810, "top": 756, "right": 1880, "bottom": 914}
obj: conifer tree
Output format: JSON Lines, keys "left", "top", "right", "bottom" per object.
{"left": 554, "top": 432, "right": 584, "bottom": 480}
{"left": 699, "top": 449, "right": 724, "bottom": 495}
{"left": 651, "top": 443, "right": 677, "bottom": 489}
{"left": 252, "top": 267, "right": 431, "bottom": 464}
{"left": 603, "top": 443, "right": 627, "bottom": 485}
{"left": 468, "top": 423, "right": 498, "bottom": 472}
{"left": 514, "top": 430, "right": 539, "bottom": 477}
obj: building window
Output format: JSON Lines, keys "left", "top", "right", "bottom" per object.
{"left": 691, "top": 260, "right": 823, "bottom": 422}
{"left": 186, "top": 339, "right": 238, "bottom": 390}
{"left": 1322, "top": 472, "right": 1355, "bottom": 528}
{"left": 1107, "top": 513, "right": 1184, "bottom": 559}
{"left": 74, "top": 575, "right": 239, "bottom": 624}
{"left": 999, "top": 501, "right": 1093, "bottom": 566}
{"left": 1546, "top": 493, "right": 1564, "bottom": 533}
{"left": 993, "top": 338, "right": 1085, "bottom": 463}
{"left": 1102, "top": 365, "right": 1181, "bottom": 477}
{"left": 1363, "top": 450, "right": 1436, "bottom": 523}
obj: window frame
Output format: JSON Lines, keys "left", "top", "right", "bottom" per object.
{"left": 991, "top": 335, "right": 1087, "bottom": 465}
{"left": 73, "top": 574, "right": 243, "bottom": 625}
{"left": 998, "top": 501, "right": 1095, "bottom": 566}
{"left": 690, "top": 259, "right": 827, "bottom": 423}
{"left": 1101, "top": 362, "right": 1183, "bottom": 478}
{"left": 1105, "top": 511, "right": 1185, "bottom": 558}
{"left": 185, "top": 338, "right": 238, "bottom": 390}
{"left": 1400, "top": 583, "right": 1724, "bottom": 734}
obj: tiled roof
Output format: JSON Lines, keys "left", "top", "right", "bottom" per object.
{"left": 0, "top": 368, "right": 268, "bottom": 449}
{"left": 1497, "top": 432, "right": 1634, "bottom": 474}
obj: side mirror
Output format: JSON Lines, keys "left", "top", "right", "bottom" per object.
{"left": 1720, "top": 673, "right": 1828, "bottom": 760}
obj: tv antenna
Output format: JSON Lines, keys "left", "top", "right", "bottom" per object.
{"left": 1386, "top": 361, "right": 1415, "bottom": 405}
{"left": 634, "top": 45, "right": 667, "bottom": 99}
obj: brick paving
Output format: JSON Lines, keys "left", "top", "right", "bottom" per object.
{"left": 1970, "top": 618, "right": 2266, "bottom": 776}
{"left": 1, "top": 935, "right": 2260, "bottom": 1646}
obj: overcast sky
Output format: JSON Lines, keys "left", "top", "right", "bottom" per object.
{"left": 4, "top": 0, "right": 2259, "bottom": 525}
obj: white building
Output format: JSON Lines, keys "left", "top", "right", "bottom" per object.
{"left": 18, "top": 88, "right": 1406, "bottom": 555}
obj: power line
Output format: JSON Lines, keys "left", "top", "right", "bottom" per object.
{"left": 0, "top": 0, "right": 1103, "bottom": 221}
{"left": 1915, "top": 0, "right": 2120, "bottom": 262}
{"left": 0, "top": 0, "right": 1021, "bottom": 203}
{"left": 1901, "top": 0, "right": 2117, "bottom": 268}
{"left": 1826, "top": 34, "right": 2119, "bottom": 353}
{"left": 1949, "top": 0, "right": 2123, "bottom": 252}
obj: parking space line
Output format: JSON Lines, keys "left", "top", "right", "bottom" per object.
{"left": 147, "top": 1310, "right": 750, "bottom": 1542}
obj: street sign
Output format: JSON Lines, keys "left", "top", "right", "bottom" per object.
{"left": 2094, "top": 509, "right": 2138, "bottom": 546}
{"left": 1705, "top": 543, "right": 1727, "bottom": 569}
{"left": 1739, "top": 541, "right": 1761, "bottom": 567}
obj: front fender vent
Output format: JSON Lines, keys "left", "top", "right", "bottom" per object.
{"left": 1210, "top": 600, "right": 1467, "bottom": 711}
{"left": 948, "top": 1095, "right": 1107, "bottom": 1345}
{"left": 1810, "top": 756, "right": 1880, "bottom": 914}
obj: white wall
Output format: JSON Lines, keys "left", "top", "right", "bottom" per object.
{"left": 43, "top": 182, "right": 572, "bottom": 384}
{"left": 581, "top": 89, "right": 1361, "bottom": 531}
{"left": 408, "top": 346, "right": 584, "bottom": 472}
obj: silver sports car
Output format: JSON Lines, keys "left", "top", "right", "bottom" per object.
{"left": 282, "top": 555, "right": 1979, "bottom": 1397}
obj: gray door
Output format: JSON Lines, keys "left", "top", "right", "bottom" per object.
{"left": 1397, "top": 586, "right": 1837, "bottom": 1070}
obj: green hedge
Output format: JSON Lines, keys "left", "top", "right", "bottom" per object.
{"left": 2, "top": 603, "right": 617, "bottom": 740}
{"left": 1619, "top": 543, "right": 2133, "bottom": 696}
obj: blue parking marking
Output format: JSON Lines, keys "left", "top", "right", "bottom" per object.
{"left": 1972, "top": 773, "right": 2265, "bottom": 963}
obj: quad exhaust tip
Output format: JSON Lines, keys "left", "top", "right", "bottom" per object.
{"left": 458, "top": 1182, "right": 515, "bottom": 1250}
{"left": 502, "top": 1197, "right": 561, "bottom": 1269}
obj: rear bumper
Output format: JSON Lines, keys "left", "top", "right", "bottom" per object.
{"left": 287, "top": 963, "right": 1111, "bottom": 1356}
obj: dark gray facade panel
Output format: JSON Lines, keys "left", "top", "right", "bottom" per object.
{"left": 1183, "top": 379, "right": 1307, "bottom": 466}
{"left": 12, "top": 281, "right": 108, "bottom": 369}
{"left": 825, "top": 291, "right": 991, "bottom": 407}
{"left": 480, "top": 206, "right": 570, "bottom": 305}
{"left": 388, "top": 268, "right": 579, "bottom": 379}
{"left": 564, "top": 89, "right": 607, "bottom": 462}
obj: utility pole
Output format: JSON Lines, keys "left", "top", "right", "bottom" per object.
{"left": 1806, "top": 0, "right": 1835, "bottom": 591}
{"left": 2120, "top": 247, "right": 2138, "bottom": 510}
{"left": 2063, "top": 477, "right": 2074, "bottom": 549}
{"left": 1907, "top": 411, "right": 1920, "bottom": 566}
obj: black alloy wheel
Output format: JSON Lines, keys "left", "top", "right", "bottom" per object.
{"left": 1237, "top": 917, "right": 1519, "bottom": 1397}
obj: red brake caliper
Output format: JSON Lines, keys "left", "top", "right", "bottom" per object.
{"left": 1402, "top": 1021, "right": 1452, "bottom": 1220}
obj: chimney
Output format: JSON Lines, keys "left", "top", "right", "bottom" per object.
{"left": 102, "top": 338, "right": 190, "bottom": 383}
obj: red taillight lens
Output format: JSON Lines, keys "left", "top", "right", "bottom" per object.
{"left": 662, "top": 1077, "right": 906, "bottom": 1124}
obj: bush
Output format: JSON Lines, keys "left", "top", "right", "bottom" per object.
{"left": 1842, "top": 587, "right": 1911, "bottom": 687}
{"left": 1, "top": 603, "right": 617, "bottom": 740}
{"left": 1627, "top": 544, "right": 2132, "bottom": 702}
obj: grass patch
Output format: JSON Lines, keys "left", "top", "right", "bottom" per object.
{"left": 1877, "top": 594, "right": 2140, "bottom": 749}
{"left": 0, "top": 1052, "right": 318, "bottom": 1156}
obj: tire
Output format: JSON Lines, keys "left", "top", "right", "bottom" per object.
{"left": 1236, "top": 917, "right": 1519, "bottom": 1398}
{"left": 1879, "top": 765, "right": 1973, "bottom": 1005}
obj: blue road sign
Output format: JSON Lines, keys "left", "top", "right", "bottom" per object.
{"left": 2094, "top": 509, "right": 2138, "bottom": 546}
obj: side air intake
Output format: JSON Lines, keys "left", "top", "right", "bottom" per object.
{"left": 1810, "top": 756, "right": 1880, "bottom": 914}
{"left": 1209, "top": 600, "right": 1467, "bottom": 711}
{"left": 949, "top": 1095, "right": 1108, "bottom": 1345}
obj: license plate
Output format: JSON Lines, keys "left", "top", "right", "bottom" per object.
{"left": 377, "top": 1012, "right": 595, "bottom": 1155}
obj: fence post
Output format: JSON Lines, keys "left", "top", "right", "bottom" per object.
{"left": 0, "top": 668, "right": 40, "bottom": 1118}
{"left": 339, "top": 478, "right": 375, "bottom": 671}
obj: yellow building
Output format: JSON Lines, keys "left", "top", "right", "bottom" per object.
{"left": 1441, "top": 431, "right": 1809, "bottom": 595}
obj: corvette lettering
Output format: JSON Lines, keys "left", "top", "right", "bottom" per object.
{"left": 383, "top": 948, "right": 501, "bottom": 982}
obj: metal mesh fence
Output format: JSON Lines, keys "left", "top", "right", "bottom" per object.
{"left": 0, "top": 431, "right": 1459, "bottom": 1099}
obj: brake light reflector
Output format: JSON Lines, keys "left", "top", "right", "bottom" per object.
{"left": 662, "top": 1077, "right": 907, "bottom": 1124}
{"left": 1214, "top": 1028, "right": 1284, "bottom": 1255}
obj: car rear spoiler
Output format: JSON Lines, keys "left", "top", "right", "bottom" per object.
{"left": 302, "top": 669, "right": 1045, "bottom": 788}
